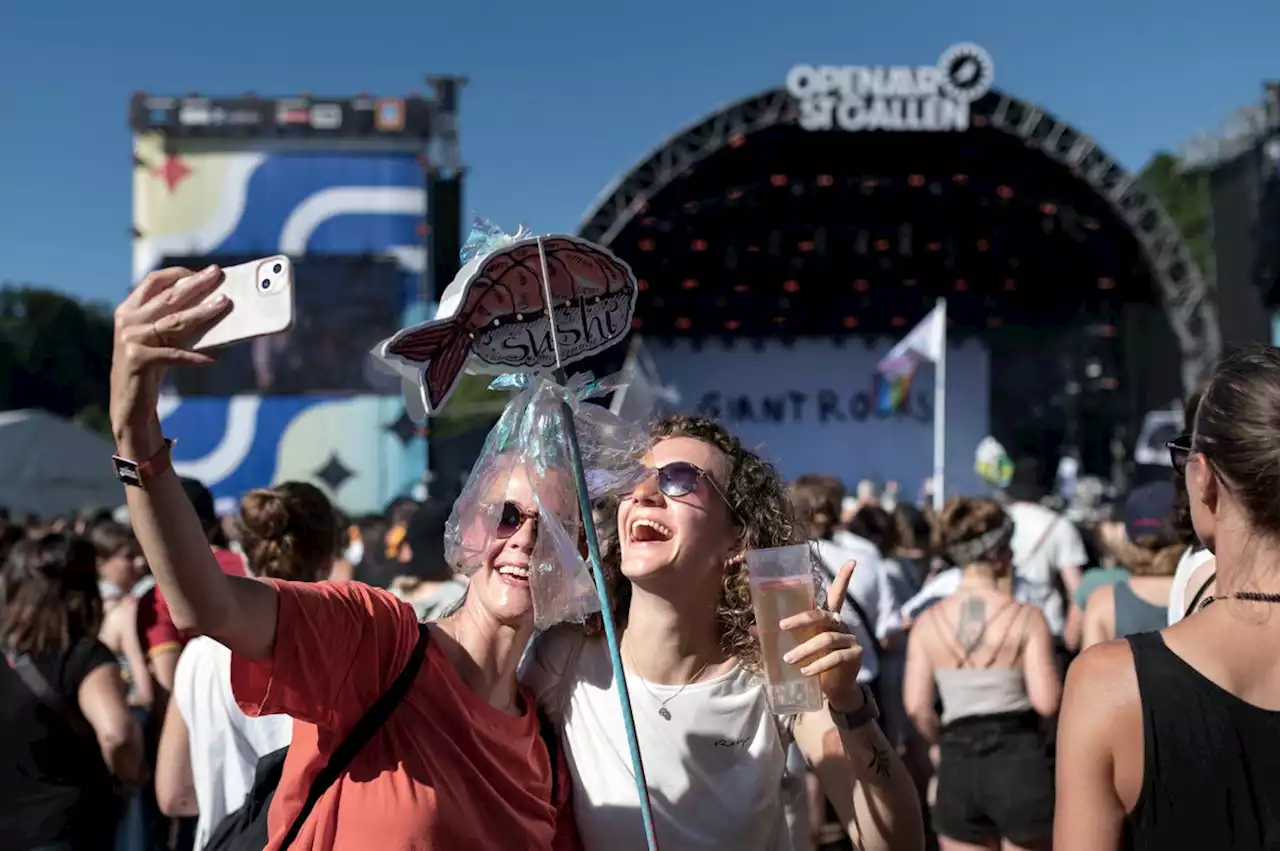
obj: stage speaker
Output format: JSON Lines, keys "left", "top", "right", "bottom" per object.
{"left": 1209, "top": 145, "right": 1270, "bottom": 344}
{"left": 427, "top": 174, "right": 464, "bottom": 301}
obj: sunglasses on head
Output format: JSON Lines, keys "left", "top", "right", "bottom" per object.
{"left": 1166, "top": 433, "right": 1192, "bottom": 474}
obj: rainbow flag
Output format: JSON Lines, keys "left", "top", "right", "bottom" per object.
{"left": 875, "top": 302, "right": 945, "bottom": 415}
{"left": 874, "top": 370, "right": 914, "bottom": 414}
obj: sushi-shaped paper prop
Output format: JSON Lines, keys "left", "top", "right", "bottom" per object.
{"left": 443, "top": 370, "right": 650, "bottom": 629}
{"left": 372, "top": 218, "right": 639, "bottom": 420}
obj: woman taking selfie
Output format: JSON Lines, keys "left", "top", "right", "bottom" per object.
{"left": 1056, "top": 344, "right": 1280, "bottom": 850}
{"left": 525, "top": 415, "right": 924, "bottom": 851}
{"left": 110, "top": 265, "right": 580, "bottom": 850}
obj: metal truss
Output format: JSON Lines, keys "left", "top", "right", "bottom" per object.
{"left": 985, "top": 96, "right": 1221, "bottom": 392}
{"left": 577, "top": 88, "right": 1221, "bottom": 392}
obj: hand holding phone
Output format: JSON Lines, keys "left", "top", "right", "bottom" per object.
{"left": 191, "top": 256, "right": 296, "bottom": 351}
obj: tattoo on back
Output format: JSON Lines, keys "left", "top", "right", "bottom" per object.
{"left": 956, "top": 596, "right": 987, "bottom": 655}
{"left": 868, "top": 743, "right": 891, "bottom": 779}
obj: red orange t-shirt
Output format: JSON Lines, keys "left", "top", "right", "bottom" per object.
{"left": 138, "top": 548, "right": 247, "bottom": 658}
{"left": 230, "top": 579, "right": 580, "bottom": 851}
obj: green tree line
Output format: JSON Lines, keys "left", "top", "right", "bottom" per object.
{"left": 0, "top": 286, "right": 114, "bottom": 434}
{"left": 0, "top": 284, "right": 506, "bottom": 439}
{"left": 1138, "top": 152, "right": 1214, "bottom": 285}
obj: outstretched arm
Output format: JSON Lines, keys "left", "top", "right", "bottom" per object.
{"left": 111, "top": 266, "right": 277, "bottom": 660}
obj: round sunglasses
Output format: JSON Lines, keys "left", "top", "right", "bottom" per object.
{"left": 633, "top": 461, "right": 737, "bottom": 515}
{"left": 493, "top": 462, "right": 737, "bottom": 540}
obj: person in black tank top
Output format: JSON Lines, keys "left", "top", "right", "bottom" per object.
{"left": 1121, "top": 631, "right": 1280, "bottom": 849}
{"left": 1055, "top": 345, "right": 1280, "bottom": 850}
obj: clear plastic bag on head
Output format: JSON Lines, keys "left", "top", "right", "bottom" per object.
{"left": 443, "top": 371, "right": 651, "bottom": 629}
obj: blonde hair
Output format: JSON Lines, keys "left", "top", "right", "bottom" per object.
{"left": 1109, "top": 534, "right": 1183, "bottom": 578}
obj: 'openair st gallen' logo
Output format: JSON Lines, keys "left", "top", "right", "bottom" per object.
{"left": 787, "top": 43, "right": 995, "bottom": 133}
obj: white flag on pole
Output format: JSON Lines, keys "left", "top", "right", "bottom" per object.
{"left": 876, "top": 302, "right": 946, "bottom": 378}
{"left": 610, "top": 336, "right": 679, "bottom": 424}
{"left": 875, "top": 300, "right": 949, "bottom": 511}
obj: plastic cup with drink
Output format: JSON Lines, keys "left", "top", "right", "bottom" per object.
{"left": 746, "top": 544, "right": 825, "bottom": 715}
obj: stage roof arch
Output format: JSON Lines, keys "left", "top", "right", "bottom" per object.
{"left": 577, "top": 75, "right": 1221, "bottom": 392}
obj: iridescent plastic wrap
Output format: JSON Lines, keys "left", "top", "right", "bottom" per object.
{"left": 444, "top": 371, "right": 650, "bottom": 629}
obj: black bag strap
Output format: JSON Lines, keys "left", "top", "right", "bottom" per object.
{"left": 536, "top": 707, "right": 560, "bottom": 805}
{"left": 279, "top": 622, "right": 429, "bottom": 849}
{"left": 4, "top": 648, "right": 95, "bottom": 738}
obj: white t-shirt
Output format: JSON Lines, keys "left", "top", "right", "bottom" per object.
{"left": 523, "top": 628, "right": 804, "bottom": 851}
{"left": 901, "top": 567, "right": 962, "bottom": 620}
{"left": 1006, "top": 501, "right": 1087, "bottom": 636}
{"left": 1166, "top": 546, "right": 1215, "bottom": 625}
{"left": 898, "top": 568, "right": 1036, "bottom": 623}
{"left": 173, "top": 637, "right": 293, "bottom": 849}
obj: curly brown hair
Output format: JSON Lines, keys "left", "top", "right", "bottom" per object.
{"left": 586, "top": 414, "right": 805, "bottom": 675}
{"left": 239, "top": 482, "right": 338, "bottom": 583}
{"left": 1108, "top": 534, "right": 1183, "bottom": 578}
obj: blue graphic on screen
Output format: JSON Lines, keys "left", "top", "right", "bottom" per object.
{"left": 133, "top": 144, "right": 431, "bottom": 513}
{"left": 159, "top": 395, "right": 425, "bottom": 515}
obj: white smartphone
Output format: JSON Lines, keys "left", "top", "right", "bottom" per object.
{"left": 191, "top": 256, "right": 296, "bottom": 352}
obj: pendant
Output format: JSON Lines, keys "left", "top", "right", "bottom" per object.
{"left": 658, "top": 706, "right": 672, "bottom": 720}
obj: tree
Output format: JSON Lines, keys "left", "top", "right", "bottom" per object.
{"left": 0, "top": 285, "right": 114, "bottom": 431}
{"left": 1138, "top": 152, "right": 1214, "bottom": 285}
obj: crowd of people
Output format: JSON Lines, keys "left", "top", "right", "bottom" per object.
{"left": 2, "top": 264, "right": 1279, "bottom": 850}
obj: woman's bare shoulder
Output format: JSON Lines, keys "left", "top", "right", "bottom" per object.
{"left": 1066, "top": 639, "right": 1141, "bottom": 714}
{"left": 98, "top": 595, "right": 138, "bottom": 645}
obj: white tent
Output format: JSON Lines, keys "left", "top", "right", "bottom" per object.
{"left": 0, "top": 409, "right": 125, "bottom": 518}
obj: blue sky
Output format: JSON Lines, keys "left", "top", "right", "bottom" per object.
{"left": 1, "top": 0, "right": 1277, "bottom": 305}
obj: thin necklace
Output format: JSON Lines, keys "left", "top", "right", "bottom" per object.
{"left": 624, "top": 646, "right": 711, "bottom": 721}
{"left": 1199, "top": 590, "right": 1280, "bottom": 610}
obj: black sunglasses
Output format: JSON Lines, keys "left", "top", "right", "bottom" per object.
{"left": 1166, "top": 433, "right": 1192, "bottom": 475}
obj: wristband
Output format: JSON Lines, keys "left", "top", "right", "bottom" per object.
{"left": 829, "top": 684, "right": 880, "bottom": 732}
{"left": 113, "top": 438, "right": 176, "bottom": 488}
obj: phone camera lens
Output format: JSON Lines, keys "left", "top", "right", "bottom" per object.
{"left": 272, "top": 263, "right": 282, "bottom": 274}
{"left": 260, "top": 279, "right": 271, "bottom": 291}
